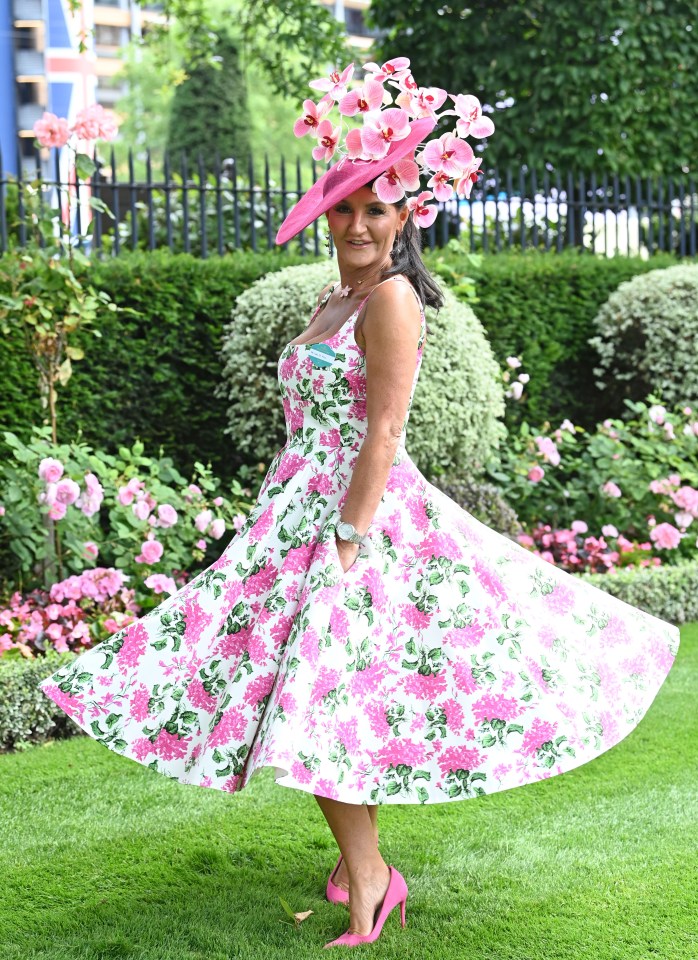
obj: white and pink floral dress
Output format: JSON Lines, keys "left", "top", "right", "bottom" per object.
{"left": 39, "top": 287, "right": 680, "bottom": 805}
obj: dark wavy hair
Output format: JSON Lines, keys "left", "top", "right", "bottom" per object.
{"left": 376, "top": 186, "right": 444, "bottom": 311}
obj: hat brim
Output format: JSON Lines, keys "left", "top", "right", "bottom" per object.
{"left": 276, "top": 116, "right": 437, "bottom": 245}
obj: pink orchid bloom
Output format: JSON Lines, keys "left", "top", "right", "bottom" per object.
{"left": 450, "top": 93, "right": 495, "bottom": 138}
{"left": 339, "top": 79, "right": 384, "bottom": 117}
{"left": 427, "top": 169, "right": 454, "bottom": 202}
{"left": 33, "top": 112, "right": 71, "bottom": 149}
{"left": 406, "top": 190, "right": 438, "bottom": 228}
{"left": 309, "top": 62, "right": 354, "bottom": 99}
{"left": 423, "top": 132, "right": 474, "bottom": 177}
{"left": 360, "top": 108, "right": 411, "bottom": 160}
{"left": 364, "top": 57, "right": 411, "bottom": 83}
{"left": 398, "top": 87, "right": 448, "bottom": 120}
{"left": 345, "top": 128, "right": 364, "bottom": 158}
{"left": 312, "top": 120, "right": 341, "bottom": 162}
{"left": 373, "top": 158, "right": 420, "bottom": 203}
{"left": 396, "top": 72, "right": 419, "bottom": 94}
{"left": 455, "top": 157, "right": 483, "bottom": 199}
{"left": 293, "top": 96, "right": 333, "bottom": 138}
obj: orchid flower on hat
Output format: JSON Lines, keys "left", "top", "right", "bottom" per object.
{"left": 293, "top": 57, "right": 495, "bottom": 220}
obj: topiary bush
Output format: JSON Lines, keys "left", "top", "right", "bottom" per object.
{"left": 0, "top": 649, "right": 82, "bottom": 750}
{"left": 216, "top": 262, "right": 505, "bottom": 477}
{"left": 428, "top": 474, "right": 522, "bottom": 540}
{"left": 589, "top": 263, "right": 698, "bottom": 410}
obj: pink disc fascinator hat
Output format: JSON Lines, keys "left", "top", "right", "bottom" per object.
{"left": 276, "top": 57, "right": 496, "bottom": 245}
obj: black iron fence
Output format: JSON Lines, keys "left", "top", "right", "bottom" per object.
{"left": 1, "top": 146, "right": 696, "bottom": 260}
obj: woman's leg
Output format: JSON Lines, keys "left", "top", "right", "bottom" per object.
{"left": 332, "top": 803, "right": 379, "bottom": 892}
{"left": 315, "top": 796, "right": 390, "bottom": 936}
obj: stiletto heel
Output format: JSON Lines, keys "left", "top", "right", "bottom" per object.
{"left": 326, "top": 855, "right": 350, "bottom": 905}
{"left": 324, "top": 866, "right": 408, "bottom": 948}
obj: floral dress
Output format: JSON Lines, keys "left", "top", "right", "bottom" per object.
{"left": 39, "top": 282, "right": 680, "bottom": 805}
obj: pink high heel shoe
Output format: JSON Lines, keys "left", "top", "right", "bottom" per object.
{"left": 323, "top": 865, "right": 408, "bottom": 948}
{"left": 326, "top": 855, "right": 350, "bottom": 905}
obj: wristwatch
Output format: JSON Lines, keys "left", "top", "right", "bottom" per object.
{"left": 336, "top": 520, "right": 364, "bottom": 544}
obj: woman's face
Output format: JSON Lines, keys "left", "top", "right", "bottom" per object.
{"left": 326, "top": 185, "right": 409, "bottom": 271}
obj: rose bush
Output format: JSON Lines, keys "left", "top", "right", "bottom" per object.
{"left": 0, "top": 425, "right": 258, "bottom": 603}
{"left": 486, "top": 395, "right": 698, "bottom": 569}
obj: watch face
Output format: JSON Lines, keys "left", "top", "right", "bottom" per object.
{"left": 337, "top": 522, "right": 353, "bottom": 539}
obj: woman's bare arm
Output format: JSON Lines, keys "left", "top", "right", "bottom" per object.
{"left": 336, "top": 279, "right": 422, "bottom": 569}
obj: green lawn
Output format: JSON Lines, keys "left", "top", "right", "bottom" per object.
{"left": 1, "top": 625, "right": 696, "bottom": 960}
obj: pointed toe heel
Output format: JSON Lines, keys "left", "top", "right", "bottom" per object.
{"left": 324, "top": 865, "right": 408, "bottom": 948}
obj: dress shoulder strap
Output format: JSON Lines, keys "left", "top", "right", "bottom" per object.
{"left": 356, "top": 274, "right": 423, "bottom": 316}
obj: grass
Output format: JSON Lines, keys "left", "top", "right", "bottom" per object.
{"left": 1, "top": 624, "right": 696, "bottom": 960}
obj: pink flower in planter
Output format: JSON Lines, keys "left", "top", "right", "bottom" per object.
{"left": 195, "top": 539, "right": 206, "bottom": 550}
{"left": 83, "top": 541, "right": 99, "bottom": 559}
{"left": 373, "top": 158, "right": 420, "bottom": 203}
{"left": 571, "top": 520, "right": 588, "bottom": 534}
{"left": 602, "top": 481, "right": 622, "bottom": 498}
{"left": 39, "top": 457, "right": 64, "bottom": 483}
{"left": 602, "top": 524, "right": 619, "bottom": 538}
{"left": 34, "top": 112, "right": 71, "bottom": 149}
{"left": 406, "top": 190, "right": 438, "bottom": 228}
{"left": 293, "top": 96, "right": 333, "bottom": 138}
{"left": 55, "top": 478, "right": 80, "bottom": 505}
{"left": 648, "top": 404, "right": 667, "bottom": 425}
{"left": 671, "top": 486, "right": 698, "bottom": 516}
{"left": 528, "top": 466, "right": 545, "bottom": 483}
{"left": 135, "top": 538, "right": 164, "bottom": 564}
{"left": 650, "top": 522, "right": 681, "bottom": 549}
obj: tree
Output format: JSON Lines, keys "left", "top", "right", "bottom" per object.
{"left": 166, "top": 31, "right": 250, "bottom": 166}
{"left": 367, "top": 0, "right": 697, "bottom": 176}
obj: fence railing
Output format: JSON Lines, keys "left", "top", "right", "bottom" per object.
{"left": 1, "top": 146, "right": 697, "bottom": 260}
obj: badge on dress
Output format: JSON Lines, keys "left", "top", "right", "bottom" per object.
{"left": 308, "top": 343, "right": 336, "bottom": 368}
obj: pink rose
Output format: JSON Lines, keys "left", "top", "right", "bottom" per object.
{"left": 209, "top": 518, "right": 226, "bottom": 539}
{"left": 144, "top": 573, "right": 177, "bottom": 595}
{"left": 55, "top": 478, "right": 80, "bottom": 505}
{"left": 133, "top": 499, "right": 152, "bottom": 521}
{"left": 39, "top": 457, "right": 64, "bottom": 484}
{"left": 34, "top": 112, "right": 71, "bottom": 148}
{"left": 195, "top": 509, "right": 213, "bottom": 533}
{"left": 83, "top": 541, "right": 99, "bottom": 559}
{"left": 649, "top": 522, "right": 681, "bottom": 550}
{"left": 48, "top": 501, "right": 67, "bottom": 520}
{"left": 135, "top": 539, "right": 164, "bottom": 564}
{"left": 157, "top": 503, "right": 178, "bottom": 527}
{"left": 527, "top": 465, "right": 545, "bottom": 483}
{"left": 602, "top": 481, "right": 622, "bottom": 498}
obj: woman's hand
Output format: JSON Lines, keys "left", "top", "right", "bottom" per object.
{"left": 336, "top": 535, "right": 360, "bottom": 574}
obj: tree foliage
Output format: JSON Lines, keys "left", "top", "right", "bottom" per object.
{"left": 166, "top": 31, "right": 250, "bottom": 166}
{"left": 367, "top": 0, "right": 697, "bottom": 175}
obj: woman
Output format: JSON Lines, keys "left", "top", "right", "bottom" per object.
{"left": 39, "top": 58, "right": 680, "bottom": 949}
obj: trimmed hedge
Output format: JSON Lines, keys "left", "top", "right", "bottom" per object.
{"left": 582, "top": 559, "right": 698, "bottom": 627}
{"left": 425, "top": 248, "right": 683, "bottom": 429}
{"left": 0, "top": 248, "right": 317, "bottom": 483}
{"left": 0, "top": 649, "right": 81, "bottom": 751}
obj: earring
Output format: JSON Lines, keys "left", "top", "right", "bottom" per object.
{"left": 325, "top": 231, "right": 334, "bottom": 256}
{"left": 392, "top": 231, "right": 403, "bottom": 256}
